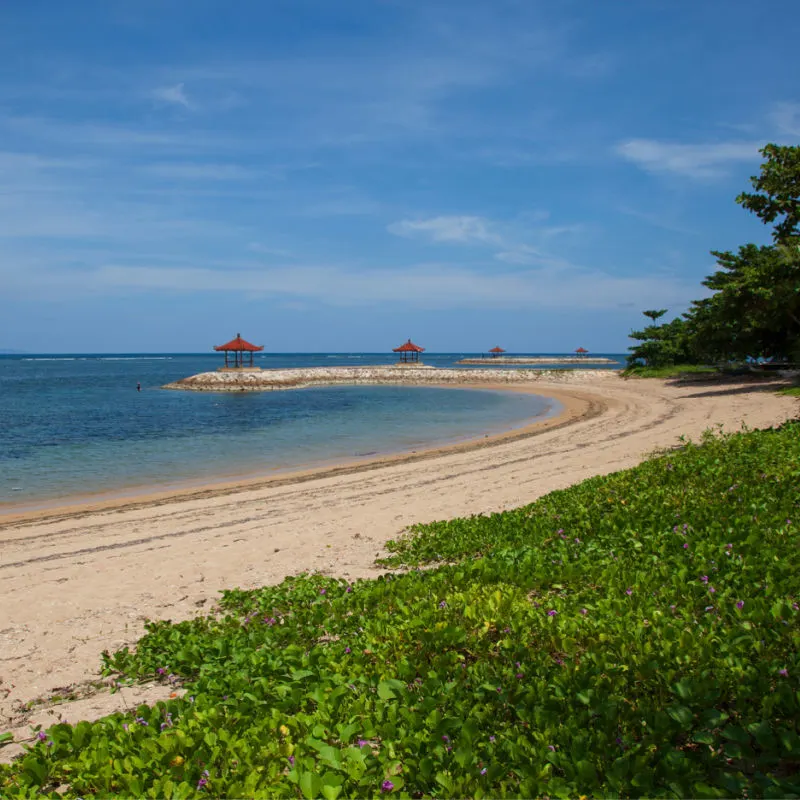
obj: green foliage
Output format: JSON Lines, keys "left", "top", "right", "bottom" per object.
{"left": 621, "top": 364, "right": 717, "bottom": 379}
{"left": 687, "top": 244, "right": 800, "bottom": 362}
{"left": 628, "top": 144, "right": 800, "bottom": 364}
{"left": 737, "top": 143, "right": 800, "bottom": 244}
{"left": 627, "top": 310, "right": 694, "bottom": 368}
{"left": 3, "top": 423, "right": 800, "bottom": 797}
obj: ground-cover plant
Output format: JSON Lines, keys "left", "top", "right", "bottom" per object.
{"left": 2, "top": 422, "right": 800, "bottom": 798}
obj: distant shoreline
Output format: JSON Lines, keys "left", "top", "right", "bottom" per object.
{"left": 455, "top": 356, "right": 618, "bottom": 365}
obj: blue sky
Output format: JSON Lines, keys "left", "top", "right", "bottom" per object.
{"left": 0, "top": 0, "right": 797, "bottom": 353}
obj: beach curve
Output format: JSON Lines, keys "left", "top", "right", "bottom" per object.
{"left": 0, "top": 373, "right": 797, "bottom": 754}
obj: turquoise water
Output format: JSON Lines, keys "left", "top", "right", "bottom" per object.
{"left": 0, "top": 353, "right": 622, "bottom": 509}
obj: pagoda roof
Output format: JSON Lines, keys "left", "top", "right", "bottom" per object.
{"left": 392, "top": 339, "right": 425, "bottom": 353}
{"left": 214, "top": 333, "right": 264, "bottom": 352}
{"left": 489, "top": 346, "right": 506, "bottom": 353}
{"left": 575, "top": 347, "right": 589, "bottom": 354}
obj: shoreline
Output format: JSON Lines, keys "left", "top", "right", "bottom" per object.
{"left": 1, "top": 374, "right": 796, "bottom": 750}
{"left": 0, "top": 383, "right": 589, "bottom": 525}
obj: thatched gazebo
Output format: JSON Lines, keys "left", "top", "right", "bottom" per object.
{"left": 214, "top": 333, "right": 264, "bottom": 369}
{"left": 392, "top": 339, "right": 425, "bottom": 364}
{"left": 489, "top": 346, "right": 506, "bottom": 358}
{"left": 575, "top": 347, "right": 589, "bottom": 357}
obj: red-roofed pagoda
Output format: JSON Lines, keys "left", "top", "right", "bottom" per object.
{"left": 214, "top": 333, "right": 264, "bottom": 370}
{"left": 392, "top": 339, "right": 425, "bottom": 364}
{"left": 575, "top": 347, "right": 589, "bottom": 356}
{"left": 489, "top": 346, "right": 506, "bottom": 358}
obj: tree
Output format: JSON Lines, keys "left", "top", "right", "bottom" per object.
{"left": 627, "top": 310, "right": 693, "bottom": 368}
{"left": 736, "top": 143, "right": 800, "bottom": 243}
{"left": 686, "top": 244, "right": 800, "bottom": 362}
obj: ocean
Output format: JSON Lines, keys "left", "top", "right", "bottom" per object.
{"left": 0, "top": 353, "right": 624, "bottom": 511}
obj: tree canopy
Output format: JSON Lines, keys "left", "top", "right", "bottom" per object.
{"left": 628, "top": 143, "right": 800, "bottom": 366}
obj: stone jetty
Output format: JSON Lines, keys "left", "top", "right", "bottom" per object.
{"left": 455, "top": 356, "right": 619, "bottom": 365}
{"left": 163, "top": 366, "right": 619, "bottom": 392}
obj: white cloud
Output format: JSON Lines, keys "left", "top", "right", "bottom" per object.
{"left": 616, "top": 139, "right": 762, "bottom": 178}
{"left": 387, "top": 214, "right": 584, "bottom": 269}
{"left": 387, "top": 215, "right": 500, "bottom": 245}
{"left": 153, "top": 82, "right": 191, "bottom": 108}
{"left": 144, "top": 162, "right": 255, "bottom": 181}
{"left": 4, "top": 260, "right": 698, "bottom": 313}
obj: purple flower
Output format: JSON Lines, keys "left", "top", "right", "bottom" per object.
{"left": 705, "top": 605, "right": 714, "bottom": 612}
{"left": 574, "top": 538, "right": 581, "bottom": 544}
{"left": 346, "top": 585, "right": 353, "bottom": 593}
{"left": 547, "top": 745, "right": 556, "bottom": 752}
{"left": 516, "top": 672, "right": 524, "bottom": 679}
{"left": 46, "top": 740, "right": 53, "bottom": 748}
{"left": 625, "top": 588, "right": 633, "bottom": 596}
{"left": 288, "top": 755, "right": 295, "bottom": 766}
{"left": 726, "top": 543, "right": 733, "bottom": 549}
{"left": 779, "top": 668, "right": 789, "bottom": 677}
{"left": 489, "top": 735, "right": 496, "bottom": 743}
{"left": 580, "top": 608, "right": 588, "bottom": 616}
{"left": 709, "top": 586, "right": 716, "bottom": 594}
{"left": 381, "top": 780, "right": 394, "bottom": 792}
{"left": 36, "top": 731, "right": 47, "bottom": 741}
{"left": 736, "top": 600, "right": 744, "bottom": 610}
{"left": 320, "top": 588, "right": 327, "bottom": 595}
{"left": 547, "top": 609, "right": 557, "bottom": 617}
{"left": 357, "top": 739, "right": 369, "bottom": 747}
{"left": 344, "top": 646, "right": 351, "bottom": 654}
{"left": 442, "top": 735, "right": 449, "bottom": 742}
{"left": 135, "top": 716, "right": 148, "bottom": 726}
{"left": 439, "top": 600, "right": 447, "bottom": 609}
{"left": 122, "top": 723, "right": 129, "bottom": 732}
{"left": 197, "top": 778, "right": 208, "bottom": 790}
{"left": 670, "top": 604, "right": 676, "bottom": 611}
{"left": 264, "top": 617, "right": 276, "bottom": 626}
{"left": 683, "top": 543, "right": 689, "bottom": 549}
{"left": 700, "top": 575, "right": 709, "bottom": 583}
{"left": 157, "top": 667, "right": 166, "bottom": 675}
{"left": 793, "top": 603, "right": 799, "bottom": 611}
{"left": 480, "top": 767, "right": 488, "bottom": 775}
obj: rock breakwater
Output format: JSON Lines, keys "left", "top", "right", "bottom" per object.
{"left": 164, "top": 366, "right": 620, "bottom": 392}
{"left": 455, "top": 356, "right": 618, "bottom": 365}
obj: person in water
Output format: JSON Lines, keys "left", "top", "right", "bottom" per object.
{"left": 137, "top": 382, "right": 141, "bottom": 392}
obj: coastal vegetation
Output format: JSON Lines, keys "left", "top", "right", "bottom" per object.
{"left": 627, "top": 144, "right": 800, "bottom": 370}
{"left": 2, "top": 420, "right": 799, "bottom": 797}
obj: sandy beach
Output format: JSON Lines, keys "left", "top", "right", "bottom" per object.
{"left": 1, "top": 373, "right": 797, "bottom": 756}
